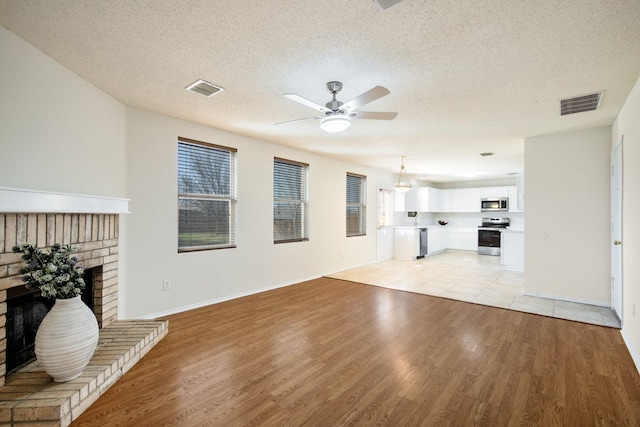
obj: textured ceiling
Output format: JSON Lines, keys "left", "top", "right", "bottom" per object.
{"left": 1, "top": 0, "right": 639, "bottom": 182}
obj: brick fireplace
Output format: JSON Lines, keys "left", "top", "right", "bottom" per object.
{"left": 0, "top": 212, "right": 120, "bottom": 385}
{"left": 0, "top": 188, "right": 168, "bottom": 426}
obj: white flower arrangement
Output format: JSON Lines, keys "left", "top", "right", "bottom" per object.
{"left": 12, "top": 243, "right": 85, "bottom": 299}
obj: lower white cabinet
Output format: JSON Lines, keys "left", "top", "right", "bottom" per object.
{"left": 447, "top": 228, "right": 478, "bottom": 251}
{"left": 427, "top": 227, "right": 447, "bottom": 254}
{"left": 501, "top": 230, "right": 524, "bottom": 271}
{"left": 394, "top": 228, "right": 420, "bottom": 260}
{"left": 394, "top": 226, "right": 479, "bottom": 259}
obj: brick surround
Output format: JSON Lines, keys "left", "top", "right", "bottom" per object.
{"left": 0, "top": 213, "right": 120, "bottom": 387}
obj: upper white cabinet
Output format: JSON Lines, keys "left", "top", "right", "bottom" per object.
{"left": 516, "top": 174, "right": 525, "bottom": 211}
{"left": 508, "top": 186, "right": 523, "bottom": 212}
{"left": 480, "top": 187, "right": 509, "bottom": 198}
{"left": 417, "top": 187, "right": 441, "bottom": 212}
{"left": 402, "top": 187, "right": 442, "bottom": 212}
{"left": 396, "top": 185, "right": 521, "bottom": 213}
{"left": 440, "top": 190, "right": 452, "bottom": 212}
{"left": 450, "top": 188, "right": 481, "bottom": 212}
{"left": 394, "top": 189, "right": 407, "bottom": 211}
{"left": 402, "top": 188, "right": 418, "bottom": 211}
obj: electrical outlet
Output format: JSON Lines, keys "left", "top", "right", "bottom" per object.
{"left": 163, "top": 279, "right": 171, "bottom": 291}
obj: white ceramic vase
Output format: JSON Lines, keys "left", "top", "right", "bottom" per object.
{"left": 35, "top": 296, "right": 99, "bottom": 382}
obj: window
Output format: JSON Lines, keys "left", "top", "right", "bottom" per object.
{"left": 177, "top": 137, "right": 237, "bottom": 252}
{"left": 346, "top": 173, "right": 366, "bottom": 237}
{"left": 274, "top": 158, "right": 309, "bottom": 243}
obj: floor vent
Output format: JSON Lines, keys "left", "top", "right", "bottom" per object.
{"left": 186, "top": 79, "right": 224, "bottom": 97}
{"left": 373, "top": 0, "right": 405, "bottom": 11}
{"left": 560, "top": 91, "right": 602, "bottom": 115}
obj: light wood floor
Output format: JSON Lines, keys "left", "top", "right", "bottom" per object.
{"left": 73, "top": 277, "right": 640, "bottom": 426}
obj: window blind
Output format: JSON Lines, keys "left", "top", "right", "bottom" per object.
{"left": 177, "top": 138, "right": 237, "bottom": 251}
{"left": 274, "top": 158, "right": 309, "bottom": 243}
{"left": 346, "top": 173, "right": 366, "bottom": 237}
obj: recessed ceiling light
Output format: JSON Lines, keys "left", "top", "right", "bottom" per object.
{"left": 185, "top": 79, "right": 224, "bottom": 97}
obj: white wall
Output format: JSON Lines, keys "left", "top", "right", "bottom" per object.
{"left": 0, "top": 25, "right": 393, "bottom": 320}
{"left": 613, "top": 76, "right": 640, "bottom": 368}
{"left": 123, "top": 108, "right": 393, "bottom": 318}
{"left": 0, "top": 26, "right": 127, "bottom": 197}
{"left": 524, "top": 126, "right": 611, "bottom": 304}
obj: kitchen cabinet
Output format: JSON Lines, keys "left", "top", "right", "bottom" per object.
{"left": 508, "top": 186, "right": 523, "bottom": 212}
{"left": 398, "top": 187, "right": 442, "bottom": 212}
{"left": 394, "top": 227, "right": 420, "bottom": 260}
{"left": 447, "top": 227, "right": 478, "bottom": 251}
{"left": 440, "top": 190, "right": 452, "bottom": 212}
{"left": 394, "top": 190, "right": 406, "bottom": 211}
{"left": 480, "top": 187, "right": 509, "bottom": 198}
{"left": 396, "top": 185, "right": 521, "bottom": 213}
{"left": 417, "top": 187, "right": 441, "bottom": 212}
{"left": 427, "top": 227, "right": 447, "bottom": 254}
{"left": 450, "top": 188, "right": 481, "bottom": 212}
{"left": 402, "top": 188, "right": 418, "bottom": 211}
{"left": 501, "top": 230, "right": 524, "bottom": 271}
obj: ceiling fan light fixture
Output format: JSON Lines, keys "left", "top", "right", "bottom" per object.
{"left": 395, "top": 156, "right": 412, "bottom": 193}
{"left": 320, "top": 114, "right": 352, "bottom": 133}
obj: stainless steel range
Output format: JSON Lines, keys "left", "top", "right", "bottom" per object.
{"left": 478, "top": 217, "right": 510, "bottom": 256}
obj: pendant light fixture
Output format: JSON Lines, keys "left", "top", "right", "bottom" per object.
{"left": 395, "top": 156, "right": 412, "bottom": 193}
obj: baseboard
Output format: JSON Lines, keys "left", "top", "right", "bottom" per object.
{"left": 621, "top": 328, "right": 640, "bottom": 375}
{"left": 140, "top": 275, "right": 322, "bottom": 320}
{"left": 522, "top": 291, "right": 609, "bottom": 307}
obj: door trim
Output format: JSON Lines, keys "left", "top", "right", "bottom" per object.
{"left": 611, "top": 136, "right": 623, "bottom": 321}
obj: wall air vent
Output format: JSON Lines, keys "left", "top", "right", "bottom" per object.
{"left": 185, "top": 79, "right": 224, "bottom": 97}
{"left": 373, "top": 0, "right": 405, "bottom": 11}
{"left": 560, "top": 91, "right": 603, "bottom": 115}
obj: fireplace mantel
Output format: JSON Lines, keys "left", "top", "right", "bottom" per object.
{"left": 0, "top": 187, "right": 130, "bottom": 214}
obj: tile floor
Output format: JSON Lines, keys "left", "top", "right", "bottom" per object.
{"left": 327, "top": 250, "right": 621, "bottom": 328}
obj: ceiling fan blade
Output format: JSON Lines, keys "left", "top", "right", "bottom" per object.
{"left": 340, "top": 86, "right": 390, "bottom": 111}
{"left": 351, "top": 111, "right": 398, "bottom": 120}
{"left": 283, "top": 94, "right": 331, "bottom": 112}
{"left": 274, "top": 116, "right": 322, "bottom": 126}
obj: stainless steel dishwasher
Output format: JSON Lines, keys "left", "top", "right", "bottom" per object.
{"left": 418, "top": 228, "right": 428, "bottom": 258}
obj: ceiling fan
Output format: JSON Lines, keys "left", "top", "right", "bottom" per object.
{"left": 275, "top": 81, "right": 397, "bottom": 133}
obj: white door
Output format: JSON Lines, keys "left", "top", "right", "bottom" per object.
{"left": 377, "top": 186, "right": 394, "bottom": 261}
{"left": 611, "top": 138, "right": 623, "bottom": 319}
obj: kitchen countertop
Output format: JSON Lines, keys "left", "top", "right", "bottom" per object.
{"left": 503, "top": 228, "right": 524, "bottom": 233}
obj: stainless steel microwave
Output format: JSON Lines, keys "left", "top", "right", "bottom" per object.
{"left": 481, "top": 198, "right": 509, "bottom": 212}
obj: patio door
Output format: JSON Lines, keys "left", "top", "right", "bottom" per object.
{"left": 377, "top": 186, "right": 394, "bottom": 261}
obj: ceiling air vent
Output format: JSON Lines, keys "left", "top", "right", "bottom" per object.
{"left": 560, "top": 91, "right": 603, "bottom": 116}
{"left": 373, "top": 0, "right": 405, "bottom": 11}
{"left": 479, "top": 152, "right": 494, "bottom": 157}
{"left": 185, "top": 79, "right": 224, "bottom": 97}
